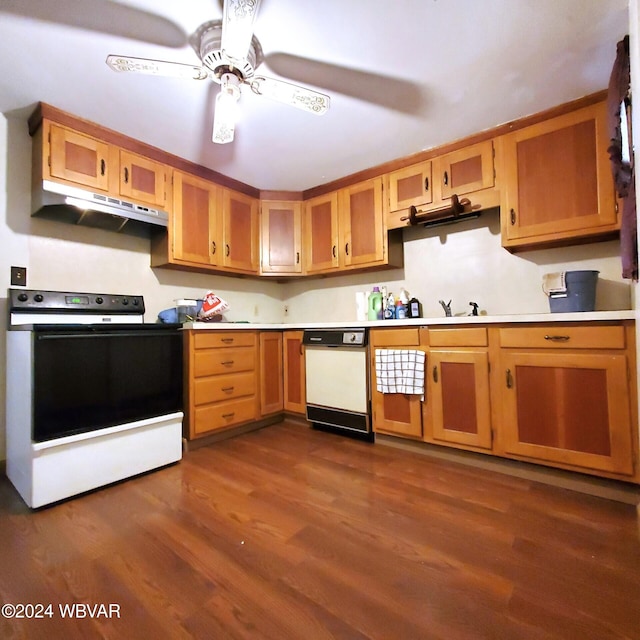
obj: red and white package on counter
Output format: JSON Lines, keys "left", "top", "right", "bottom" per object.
{"left": 199, "top": 291, "right": 230, "bottom": 319}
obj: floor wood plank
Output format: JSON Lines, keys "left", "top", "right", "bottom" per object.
{"left": 1, "top": 421, "right": 639, "bottom": 639}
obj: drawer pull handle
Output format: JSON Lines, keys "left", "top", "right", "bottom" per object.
{"left": 222, "top": 412, "right": 235, "bottom": 419}
{"left": 123, "top": 166, "right": 129, "bottom": 184}
{"left": 332, "top": 245, "right": 337, "bottom": 258}
{"left": 221, "top": 338, "right": 234, "bottom": 343}
{"left": 544, "top": 335, "right": 570, "bottom": 342}
{"left": 510, "top": 208, "right": 516, "bottom": 225}
{"left": 221, "top": 360, "right": 234, "bottom": 365}
{"left": 345, "top": 242, "right": 350, "bottom": 256}
{"left": 221, "top": 386, "right": 234, "bottom": 392}
{"left": 432, "top": 366, "right": 438, "bottom": 383}
{"left": 100, "top": 159, "right": 106, "bottom": 176}
{"left": 506, "top": 369, "right": 513, "bottom": 389}
{"left": 225, "top": 244, "right": 230, "bottom": 257}
{"left": 424, "top": 176, "right": 429, "bottom": 191}
{"left": 211, "top": 241, "right": 217, "bottom": 255}
{"left": 443, "top": 170, "right": 449, "bottom": 186}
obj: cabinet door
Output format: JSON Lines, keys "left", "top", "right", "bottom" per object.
{"left": 436, "top": 140, "right": 495, "bottom": 201}
{"left": 372, "top": 392, "right": 423, "bottom": 438}
{"left": 259, "top": 332, "right": 283, "bottom": 415}
{"left": 48, "top": 123, "right": 109, "bottom": 192}
{"left": 500, "top": 351, "right": 634, "bottom": 475}
{"left": 429, "top": 350, "right": 492, "bottom": 449}
{"left": 222, "top": 189, "right": 259, "bottom": 272}
{"left": 388, "top": 161, "right": 433, "bottom": 212}
{"left": 171, "top": 171, "right": 221, "bottom": 266}
{"left": 501, "top": 101, "right": 617, "bottom": 247}
{"left": 260, "top": 201, "right": 302, "bottom": 274}
{"left": 118, "top": 149, "right": 168, "bottom": 209}
{"left": 283, "top": 331, "right": 306, "bottom": 414}
{"left": 303, "top": 192, "right": 340, "bottom": 273}
{"left": 340, "top": 177, "right": 385, "bottom": 267}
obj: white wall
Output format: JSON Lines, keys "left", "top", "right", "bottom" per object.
{"left": 284, "top": 211, "right": 629, "bottom": 322}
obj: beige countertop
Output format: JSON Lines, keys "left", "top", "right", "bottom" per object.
{"left": 184, "top": 310, "right": 636, "bottom": 330}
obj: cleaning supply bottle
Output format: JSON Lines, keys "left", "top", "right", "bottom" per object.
{"left": 384, "top": 293, "right": 396, "bottom": 320}
{"left": 396, "top": 296, "right": 406, "bottom": 319}
{"left": 368, "top": 286, "right": 383, "bottom": 320}
{"left": 409, "top": 297, "right": 422, "bottom": 318}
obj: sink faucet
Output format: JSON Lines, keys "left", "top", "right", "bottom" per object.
{"left": 469, "top": 302, "right": 479, "bottom": 316}
{"left": 439, "top": 300, "right": 452, "bottom": 317}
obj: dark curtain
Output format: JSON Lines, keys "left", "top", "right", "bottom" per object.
{"left": 607, "top": 35, "right": 636, "bottom": 280}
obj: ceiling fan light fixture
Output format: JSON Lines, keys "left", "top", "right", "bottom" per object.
{"left": 212, "top": 73, "right": 241, "bottom": 144}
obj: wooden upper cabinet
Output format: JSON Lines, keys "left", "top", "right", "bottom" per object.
{"left": 260, "top": 201, "right": 302, "bottom": 275}
{"left": 339, "top": 177, "right": 385, "bottom": 267}
{"left": 171, "top": 170, "right": 220, "bottom": 266}
{"left": 499, "top": 100, "right": 618, "bottom": 250}
{"left": 48, "top": 123, "right": 110, "bottom": 192}
{"left": 388, "top": 161, "right": 433, "bottom": 212}
{"left": 118, "top": 149, "right": 168, "bottom": 209}
{"left": 222, "top": 188, "right": 259, "bottom": 273}
{"left": 436, "top": 141, "right": 495, "bottom": 201}
{"left": 303, "top": 192, "right": 340, "bottom": 273}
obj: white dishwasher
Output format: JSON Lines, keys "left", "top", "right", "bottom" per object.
{"left": 303, "top": 328, "right": 372, "bottom": 440}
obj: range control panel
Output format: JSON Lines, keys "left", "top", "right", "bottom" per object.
{"left": 9, "top": 289, "right": 145, "bottom": 315}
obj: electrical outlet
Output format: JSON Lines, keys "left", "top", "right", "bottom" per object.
{"left": 11, "top": 266, "right": 27, "bottom": 286}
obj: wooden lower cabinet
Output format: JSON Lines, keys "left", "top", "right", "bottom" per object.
{"left": 423, "top": 327, "right": 492, "bottom": 450}
{"left": 371, "top": 328, "right": 424, "bottom": 439}
{"left": 370, "top": 322, "right": 638, "bottom": 483}
{"left": 494, "top": 324, "right": 636, "bottom": 477}
{"left": 427, "top": 349, "right": 492, "bottom": 450}
{"left": 184, "top": 331, "right": 259, "bottom": 439}
{"left": 283, "top": 331, "right": 306, "bottom": 414}
{"left": 259, "top": 332, "right": 283, "bottom": 416}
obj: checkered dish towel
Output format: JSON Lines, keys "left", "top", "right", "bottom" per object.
{"left": 375, "top": 349, "right": 426, "bottom": 396}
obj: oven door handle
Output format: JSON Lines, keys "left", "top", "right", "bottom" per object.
{"left": 36, "top": 330, "right": 178, "bottom": 340}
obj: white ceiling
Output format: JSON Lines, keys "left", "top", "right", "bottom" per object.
{"left": 0, "top": 0, "right": 630, "bottom": 192}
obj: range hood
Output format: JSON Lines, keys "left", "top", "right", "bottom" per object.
{"left": 31, "top": 180, "right": 169, "bottom": 236}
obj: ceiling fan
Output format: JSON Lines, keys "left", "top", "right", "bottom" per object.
{"left": 106, "top": 0, "right": 330, "bottom": 144}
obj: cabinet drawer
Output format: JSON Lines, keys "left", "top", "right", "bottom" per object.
{"left": 428, "top": 327, "right": 488, "bottom": 347}
{"left": 371, "top": 328, "right": 420, "bottom": 347}
{"left": 499, "top": 325, "right": 625, "bottom": 349}
{"left": 194, "top": 371, "right": 256, "bottom": 405}
{"left": 194, "top": 332, "right": 256, "bottom": 349}
{"left": 194, "top": 348, "right": 256, "bottom": 376}
{"left": 193, "top": 397, "right": 258, "bottom": 434}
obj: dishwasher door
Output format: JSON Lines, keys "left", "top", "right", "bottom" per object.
{"left": 305, "top": 346, "right": 369, "bottom": 413}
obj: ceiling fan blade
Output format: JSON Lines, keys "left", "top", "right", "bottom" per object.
{"left": 249, "top": 76, "right": 330, "bottom": 115}
{"left": 221, "top": 0, "right": 262, "bottom": 66}
{"left": 264, "top": 53, "right": 425, "bottom": 115}
{"left": 106, "top": 55, "right": 209, "bottom": 80}
{"left": 0, "top": 0, "right": 186, "bottom": 47}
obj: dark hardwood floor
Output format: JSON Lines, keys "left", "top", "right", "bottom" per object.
{"left": 1, "top": 420, "right": 639, "bottom": 639}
